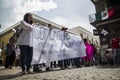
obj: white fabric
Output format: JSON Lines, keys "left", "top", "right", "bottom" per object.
{"left": 17, "top": 20, "right": 33, "bottom": 47}
{"left": 15, "top": 46, "right": 20, "bottom": 55}
{"left": 31, "top": 26, "right": 86, "bottom": 65}
{"left": 101, "top": 29, "right": 108, "bottom": 36}
{"left": 101, "top": 10, "right": 108, "bottom": 20}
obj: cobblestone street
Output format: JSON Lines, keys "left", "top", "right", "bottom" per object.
{"left": 0, "top": 66, "right": 120, "bottom": 80}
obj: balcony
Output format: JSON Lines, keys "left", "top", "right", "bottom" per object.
{"left": 89, "top": 7, "right": 120, "bottom": 24}
{"left": 104, "top": 0, "right": 120, "bottom": 8}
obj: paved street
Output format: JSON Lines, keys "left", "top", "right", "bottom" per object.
{"left": 0, "top": 66, "right": 120, "bottom": 80}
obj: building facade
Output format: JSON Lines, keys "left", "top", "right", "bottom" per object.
{"left": 89, "top": 0, "right": 120, "bottom": 62}
{"left": 69, "top": 26, "right": 100, "bottom": 49}
{"left": 90, "top": 0, "right": 120, "bottom": 48}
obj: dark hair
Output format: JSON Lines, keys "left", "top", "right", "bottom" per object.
{"left": 83, "top": 38, "right": 87, "bottom": 42}
{"left": 24, "top": 13, "right": 33, "bottom": 24}
{"left": 91, "top": 43, "right": 94, "bottom": 46}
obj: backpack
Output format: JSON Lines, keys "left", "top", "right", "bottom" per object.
{"left": 16, "top": 28, "right": 23, "bottom": 38}
{"left": 5, "top": 43, "right": 12, "bottom": 56}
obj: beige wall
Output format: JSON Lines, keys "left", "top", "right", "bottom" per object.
{"left": 69, "top": 26, "right": 100, "bottom": 48}
{"left": 0, "top": 32, "right": 14, "bottom": 65}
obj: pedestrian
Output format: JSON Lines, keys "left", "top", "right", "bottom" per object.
{"left": 0, "top": 48, "right": 2, "bottom": 65}
{"left": 110, "top": 34, "right": 120, "bottom": 66}
{"left": 58, "top": 27, "right": 70, "bottom": 69}
{"left": 45, "top": 24, "right": 54, "bottom": 71}
{"left": 4, "top": 43, "right": 11, "bottom": 68}
{"left": 90, "top": 44, "right": 97, "bottom": 66}
{"left": 4, "top": 37, "right": 16, "bottom": 69}
{"left": 17, "top": 13, "right": 34, "bottom": 74}
{"left": 83, "top": 38, "right": 93, "bottom": 66}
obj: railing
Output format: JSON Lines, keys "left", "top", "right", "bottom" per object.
{"left": 89, "top": 6, "right": 120, "bottom": 23}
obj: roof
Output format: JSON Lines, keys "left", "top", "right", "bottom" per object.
{"left": 69, "top": 26, "right": 99, "bottom": 40}
{"left": 69, "top": 26, "right": 93, "bottom": 34}
{"left": 0, "top": 14, "right": 79, "bottom": 37}
{"left": 0, "top": 21, "right": 20, "bottom": 36}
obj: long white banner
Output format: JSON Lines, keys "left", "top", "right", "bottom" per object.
{"left": 31, "top": 26, "right": 86, "bottom": 65}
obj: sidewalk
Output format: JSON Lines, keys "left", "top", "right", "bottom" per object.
{"left": 0, "top": 66, "right": 120, "bottom": 80}
{"left": 0, "top": 66, "right": 21, "bottom": 76}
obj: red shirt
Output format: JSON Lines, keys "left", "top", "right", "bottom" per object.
{"left": 111, "top": 38, "right": 120, "bottom": 48}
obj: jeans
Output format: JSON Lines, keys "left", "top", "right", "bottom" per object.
{"left": 113, "top": 48, "right": 120, "bottom": 65}
{"left": 19, "top": 45, "right": 33, "bottom": 71}
{"left": 73, "top": 57, "right": 81, "bottom": 67}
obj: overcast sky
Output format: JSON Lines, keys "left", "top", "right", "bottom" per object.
{"left": 0, "top": 0, "right": 96, "bottom": 33}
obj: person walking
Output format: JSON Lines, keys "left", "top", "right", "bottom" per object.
{"left": 17, "top": 13, "right": 34, "bottom": 74}
{"left": 83, "top": 38, "right": 94, "bottom": 66}
{"left": 4, "top": 37, "right": 16, "bottom": 69}
{"left": 110, "top": 34, "right": 120, "bottom": 66}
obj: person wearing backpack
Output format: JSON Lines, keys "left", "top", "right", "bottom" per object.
{"left": 17, "top": 13, "right": 34, "bottom": 74}
{"left": 4, "top": 37, "right": 16, "bottom": 69}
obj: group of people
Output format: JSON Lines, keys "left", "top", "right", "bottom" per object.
{"left": 3, "top": 13, "right": 98, "bottom": 75}
{"left": 4, "top": 13, "right": 34, "bottom": 74}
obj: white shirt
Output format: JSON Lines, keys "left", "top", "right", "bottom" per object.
{"left": 17, "top": 20, "right": 33, "bottom": 47}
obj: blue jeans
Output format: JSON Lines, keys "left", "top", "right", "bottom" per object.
{"left": 113, "top": 48, "right": 120, "bottom": 65}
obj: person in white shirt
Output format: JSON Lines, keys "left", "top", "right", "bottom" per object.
{"left": 17, "top": 13, "right": 34, "bottom": 75}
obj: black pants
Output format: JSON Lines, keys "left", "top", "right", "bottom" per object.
{"left": 9, "top": 52, "right": 16, "bottom": 67}
{"left": 51, "top": 61, "right": 57, "bottom": 68}
{"left": 5, "top": 55, "right": 10, "bottom": 68}
{"left": 19, "top": 45, "right": 33, "bottom": 71}
{"left": 73, "top": 57, "right": 81, "bottom": 67}
{"left": 58, "top": 59, "right": 68, "bottom": 68}
{"left": 5, "top": 51, "right": 16, "bottom": 68}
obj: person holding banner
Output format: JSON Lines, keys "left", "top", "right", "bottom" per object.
{"left": 17, "top": 13, "right": 34, "bottom": 74}
{"left": 58, "top": 27, "right": 70, "bottom": 69}
{"left": 83, "top": 38, "right": 96, "bottom": 67}
{"left": 45, "top": 24, "right": 55, "bottom": 71}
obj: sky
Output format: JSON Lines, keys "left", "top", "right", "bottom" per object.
{"left": 0, "top": 0, "right": 96, "bottom": 33}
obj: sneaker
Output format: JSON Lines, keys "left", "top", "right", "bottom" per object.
{"left": 46, "top": 67, "right": 52, "bottom": 71}
{"left": 27, "top": 70, "right": 33, "bottom": 74}
{"left": 65, "top": 66, "right": 69, "bottom": 68}
{"left": 60, "top": 67, "right": 65, "bottom": 70}
{"left": 85, "top": 64, "right": 90, "bottom": 67}
{"left": 9, "top": 67, "right": 13, "bottom": 69}
{"left": 20, "top": 71, "right": 26, "bottom": 75}
{"left": 76, "top": 65, "right": 82, "bottom": 68}
{"left": 33, "top": 69, "right": 42, "bottom": 73}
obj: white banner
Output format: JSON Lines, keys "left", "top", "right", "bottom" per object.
{"left": 31, "top": 26, "right": 86, "bottom": 65}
